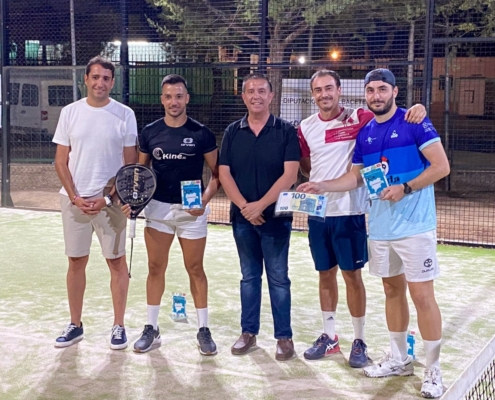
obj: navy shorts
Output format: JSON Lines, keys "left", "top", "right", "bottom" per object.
{"left": 308, "top": 215, "right": 368, "bottom": 272}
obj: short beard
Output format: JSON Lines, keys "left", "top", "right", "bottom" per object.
{"left": 368, "top": 97, "right": 393, "bottom": 116}
{"left": 167, "top": 108, "right": 185, "bottom": 118}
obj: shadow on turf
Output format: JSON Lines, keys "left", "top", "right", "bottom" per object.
{"left": 367, "top": 374, "right": 423, "bottom": 400}
{"left": 148, "top": 349, "right": 231, "bottom": 400}
{"left": 37, "top": 346, "right": 82, "bottom": 398}
{"left": 149, "top": 348, "right": 186, "bottom": 398}
{"left": 90, "top": 350, "right": 129, "bottom": 396}
{"left": 247, "top": 346, "right": 354, "bottom": 398}
{"left": 38, "top": 345, "right": 129, "bottom": 398}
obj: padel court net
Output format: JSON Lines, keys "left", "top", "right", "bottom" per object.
{"left": 442, "top": 335, "right": 495, "bottom": 399}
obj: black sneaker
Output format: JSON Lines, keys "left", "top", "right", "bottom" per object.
{"left": 55, "top": 322, "right": 84, "bottom": 348}
{"left": 197, "top": 327, "right": 217, "bottom": 355}
{"left": 133, "top": 325, "right": 161, "bottom": 353}
{"left": 110, "top": 325, "right": 128, "bottom": 350}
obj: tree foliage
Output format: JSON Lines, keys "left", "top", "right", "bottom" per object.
{"left": 147, "top": 0, "right": 495, "bottom": 113}
{"left": 148, "top": 0, "right": 361, "bottom": 113}
{"left": 436, "top": 0, "right": 495, "bottom": 37}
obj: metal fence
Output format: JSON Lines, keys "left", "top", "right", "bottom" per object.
{"left": 1, "top": 0, "right": 494, "bottom": 246}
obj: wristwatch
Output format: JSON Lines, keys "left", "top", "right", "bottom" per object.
{"left": 104, "top": 194, "right": 113, "bottom": 207}
{"left": 403, "top": 182, "right": 412, "bottom": 195}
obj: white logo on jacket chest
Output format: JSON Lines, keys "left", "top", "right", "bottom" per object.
{"left": 181, "top": 138, "right": 195, "bottom": 147}
{"left": 152, "top": 148, "right": 193, "bottom": 160}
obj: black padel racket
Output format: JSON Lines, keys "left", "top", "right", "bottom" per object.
{"left": 115, "top": 163, "right": 157, "bottom": 238}
{"left": 115, "top": 164, "right": 157, "bottom": 277}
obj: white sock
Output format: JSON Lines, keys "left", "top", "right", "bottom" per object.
{"left": 322, "top": 311, "right": 336, "bottom": 340}
{"left": 390, "top": 331, "right": 409, "bottom": 362}
{"left": 352, "top": 316, "right": 365, "bottom": 341}
{"left": 147, "top": 305, "right": 160, "bottom": 330}
{"left": 196, "top": 307, "right": 208, "bottom": 328}
{"left": 423, "top": 339, "right": 442, "bottom": 369}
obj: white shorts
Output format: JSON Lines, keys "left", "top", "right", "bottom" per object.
{"left": 144, "top": 199, "right": 209, "bottom": 240}
{"left": 368, "top": 230, "right": 440, "bottom": 282}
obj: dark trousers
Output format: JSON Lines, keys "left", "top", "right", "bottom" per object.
{"left": 232, "top": 217, "right": 293, "bottom": 339}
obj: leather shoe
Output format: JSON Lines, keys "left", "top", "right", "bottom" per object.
{"left": 231, "top": 333, "right": 256, "bottom": 355}
{"left": 276, "top": 339, "right": 294, "bottom": 361}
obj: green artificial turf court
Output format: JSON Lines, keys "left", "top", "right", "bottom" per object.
{"left": 1, "top": 207, "right": 494, "bottom": 399}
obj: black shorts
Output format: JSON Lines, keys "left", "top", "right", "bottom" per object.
{"left": 308, "top": 215, "right": 368, "bottom": 271}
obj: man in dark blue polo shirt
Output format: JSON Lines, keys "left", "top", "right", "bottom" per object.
{"left": 219, "top": 73, "right": 300, "bottom": 361}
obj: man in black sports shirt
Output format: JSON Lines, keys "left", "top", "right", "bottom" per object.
{"left": 126, "top": 74, "right": 220, "bottom": 355}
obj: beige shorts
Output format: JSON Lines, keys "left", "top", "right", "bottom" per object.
{"left": 60, "top": 193, "right": 127, "bottom": 259}
{"left": 368, "top": 230, "right": 439, "bottom": 282}
{"left": 144, "top": 199, "right": 209, "bottom": 240}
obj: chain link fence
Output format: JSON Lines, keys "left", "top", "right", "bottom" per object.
{"left": 1, "top": 0, "right": 494, "bottom": 245}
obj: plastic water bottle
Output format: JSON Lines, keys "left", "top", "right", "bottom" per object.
{"left": 407, "top": 330, "right": 416, "bottom": 360}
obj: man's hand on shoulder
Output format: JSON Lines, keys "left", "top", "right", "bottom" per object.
{"left": 404, "top": 104, "right": 426, "bottom": 124}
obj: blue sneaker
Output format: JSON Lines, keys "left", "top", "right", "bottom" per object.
{"left": 197, "top": 327, "right": 217, "bottom": 356}
{"left": 303, "top": 333, "right": 340, "bottom": 360}
{"left": 349, "top": 339, "right": 370, "bottom": 368}
{"left": 110, "top": 325, "right": 128, "bottom": 350}
{"left": 55, "top": 322, "right": 84, "bottom": 348}
{"left": 133, "top": 325, "right": 161, "bottom": 353}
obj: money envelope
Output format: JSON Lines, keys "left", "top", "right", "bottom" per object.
{"left": 275, "top": 192, "right": 328, "bottom": 218}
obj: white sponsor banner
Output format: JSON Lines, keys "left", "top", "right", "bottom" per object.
{"left": 280, "top": 79, "right": 368, "bottom": 127}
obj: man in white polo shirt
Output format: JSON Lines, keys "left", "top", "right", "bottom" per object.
{"left": 53, "top": 56, "right": 137, "bottom": 350}
{"left": 297, "top": 69, "right": 425, "bottom": 368}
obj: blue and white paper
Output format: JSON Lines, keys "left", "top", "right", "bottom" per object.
{"left": 360, "top": 163, "right": 389, "bottom": 200}
{"left": 181, "top": 180, "right": 202, "bottom": 209}
{"left": 170, "top": 292, "right": 187, "bottom": 321}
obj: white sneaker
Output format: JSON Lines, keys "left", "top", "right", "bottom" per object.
{"left": 421, "top": 367, "right": 443, "bottom": 398}
{"left": 363, "top": 354, "right": 414, "bottom": 378}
